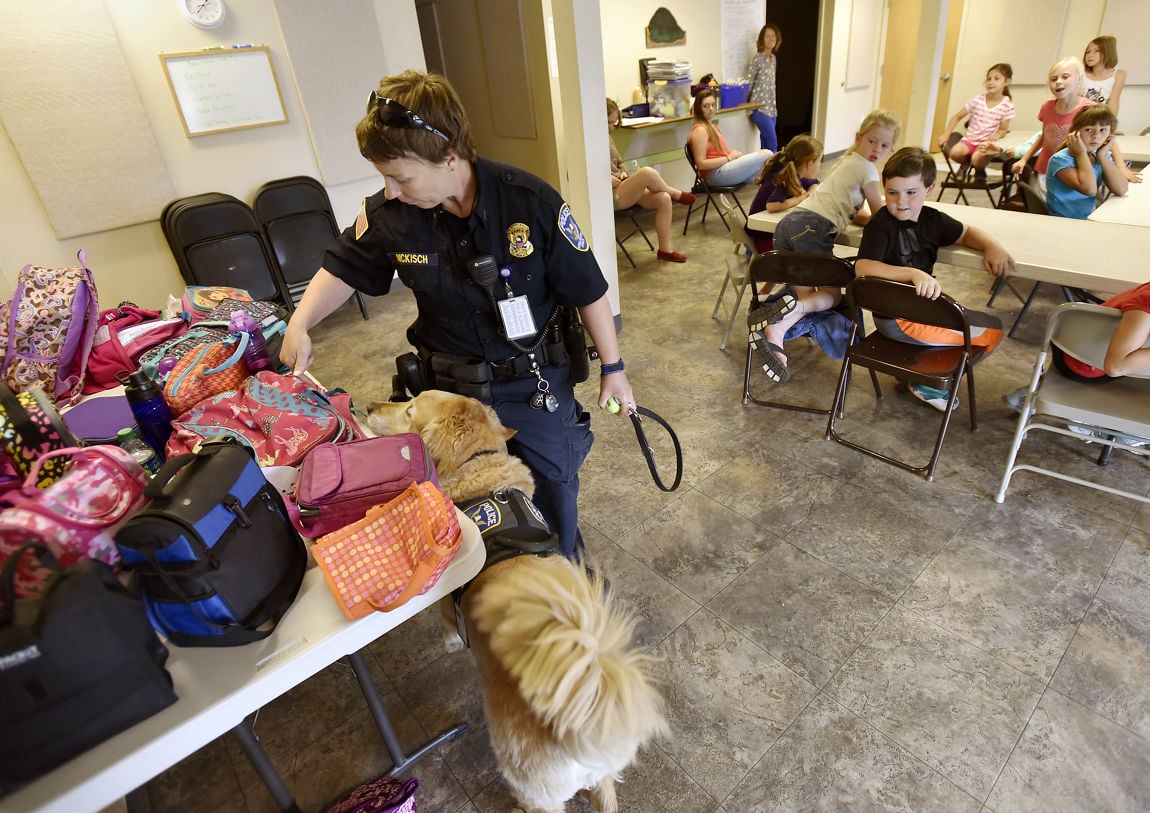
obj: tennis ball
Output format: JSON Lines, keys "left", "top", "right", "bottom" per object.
{"left": 606, "top": 396, "right": 621, "bottom": 414}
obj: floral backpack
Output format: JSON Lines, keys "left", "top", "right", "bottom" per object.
{"left": 0, "top": 250, "right": 100, "bottom": 407}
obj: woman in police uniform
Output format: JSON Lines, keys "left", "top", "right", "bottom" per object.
{"left": 280, "top": 71, "right": 634, "bottom": 559}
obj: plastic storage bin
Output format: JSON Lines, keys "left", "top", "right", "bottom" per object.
{"left": 720, "top": 82, "right": 750, "bottom": 109}
{"left": 647, "top": 78, "right": 691, "bottom": 118}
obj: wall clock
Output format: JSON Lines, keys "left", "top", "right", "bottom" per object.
{"left": 179, "top": 0, "right": 227, "bottom": 30}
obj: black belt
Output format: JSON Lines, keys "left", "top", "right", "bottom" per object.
{"left": 488, "top": 341, "right": 566, "bottom": 380}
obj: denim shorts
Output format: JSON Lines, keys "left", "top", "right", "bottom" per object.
{"left": 773, "top": 209, "right": 838, "bottom": 255}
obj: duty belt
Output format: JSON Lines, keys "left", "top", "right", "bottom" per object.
{"left": 489, "top": 345, "right": 564, "bottom": 379}
{"left": 425, "top": 338, "right": 567, "bottom": 384}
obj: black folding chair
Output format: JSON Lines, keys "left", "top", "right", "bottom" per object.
{"left": 614, "top": 205, "right": 654, "bottom": 267}
{"left": 827, "top": 277, "right": 993, "bottom": 480}
{"left": 682, "top": 144, "right": 747, "bottom": 234}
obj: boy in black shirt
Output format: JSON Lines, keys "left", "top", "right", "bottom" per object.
{"left": 855, "top": 147, "right": 1015, "bottom": 409}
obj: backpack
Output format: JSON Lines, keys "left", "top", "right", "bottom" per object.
{"left": 113, "top": 438, "right": 306, "bottom": 647}
{"left": 0, "top": 250, "right": 100, "bottom": 407}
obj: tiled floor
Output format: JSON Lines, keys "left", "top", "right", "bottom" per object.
{"left": 144, "top": 184, "right": 1150, "bottom": 812}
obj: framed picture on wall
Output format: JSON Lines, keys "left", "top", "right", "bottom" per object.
{"left": 645, "top": 7, "right": 686, "bottom": 48}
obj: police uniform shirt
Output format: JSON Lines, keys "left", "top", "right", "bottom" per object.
{"left": 857, "top": 206, "right": 965, "bottom": 276}
{"left": 323, "top": 157, "right": 609, "bottom": 362}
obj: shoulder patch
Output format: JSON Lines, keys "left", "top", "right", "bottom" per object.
{"left": 354, "top": 198, "right": 368, "bottom": 240}
{"left": 557, "top": 203, "right": 588, "bottom": 252}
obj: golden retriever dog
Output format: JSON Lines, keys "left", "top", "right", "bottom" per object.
{"left": 366, "top": 390, "right": 667, "bottom": 813}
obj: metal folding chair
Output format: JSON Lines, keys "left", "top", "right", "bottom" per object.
{"left": 826, "top": 277, "right": 992, "bottom": 480}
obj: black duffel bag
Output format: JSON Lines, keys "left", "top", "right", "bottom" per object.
{"left": 0, "top": 544, "right": 177, "bottom": 796}
{"left": 114, "top": 437, "right": 306, "bottom": 647}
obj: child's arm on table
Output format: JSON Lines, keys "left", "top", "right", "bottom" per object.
{"left": 954, "top": 225, "right": 1015, "bottom": 278}
{"left": 851, "top": 179, "right": 884, "bottom": 226}
{"left": 1098, "top": 139, "right": 1131, "bottom": 195}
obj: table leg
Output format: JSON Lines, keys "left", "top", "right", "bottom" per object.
{"left": 125, "top": 787, "right": 152, "bottom": 813}
{"left": 230, "top": 722, "right": 301, "bottom": 813}
{"left": 345, "top": 650, "right": 469, "bottom": 776}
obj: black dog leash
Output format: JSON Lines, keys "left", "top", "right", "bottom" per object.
{"left": 627, "top": 406, "right": 683, "bottom": 492}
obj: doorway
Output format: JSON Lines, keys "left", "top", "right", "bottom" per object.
{"left": 767, "top": 0, "right": 820, "bottom": 147}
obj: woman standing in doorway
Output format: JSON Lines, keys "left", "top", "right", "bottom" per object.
{"left": 746, "top": 23, "right": 781, "bottom": 152}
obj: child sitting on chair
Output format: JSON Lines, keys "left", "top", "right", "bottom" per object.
{"left": 854, "top": 147, "right": 1016, "bottom": 411}
{"left": 1045, "top": 104, "right": 1129, "bottom": 218}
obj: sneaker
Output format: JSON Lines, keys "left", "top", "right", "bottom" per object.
{"left": 1002, "top": 385, "right": 1029, "bottom": 413}
{"left": 1069, "top": 425, "right": 1150, "bottom": 447}
{"left": 909, "top": 383, "right": 955, "bottom": 412}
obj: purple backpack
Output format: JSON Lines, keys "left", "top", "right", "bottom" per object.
{"left": 0, "top": 249, "right": 100, "bottom": 407}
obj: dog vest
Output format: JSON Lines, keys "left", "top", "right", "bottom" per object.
{"left": 452, "top": 488, "right": 558, "bottom": 645}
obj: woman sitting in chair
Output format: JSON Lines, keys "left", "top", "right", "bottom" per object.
{"left": 687, "top": 89, "right": 772, "bottom": 188}
{"left": 608, "top": 98, "right": 695, "bottom": 263}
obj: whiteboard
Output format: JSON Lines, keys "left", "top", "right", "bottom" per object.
{"left": 161, "top": 47, "right": 289, "bottom": 137}
{"left": 720, "top": 0, "right": 765, "bottom": 83}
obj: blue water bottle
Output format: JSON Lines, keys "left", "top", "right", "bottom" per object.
{"left": 117, "top": 368, "right": 174, "bottom": 459}
{"left": 229, "top": 310, "right": 272, "bottom": 373}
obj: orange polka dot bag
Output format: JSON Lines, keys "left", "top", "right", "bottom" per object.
{"left": 313, "top": 481, "right": 461, "bottom": 619}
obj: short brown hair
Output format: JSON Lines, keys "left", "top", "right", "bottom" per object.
{"left": 356, "top": 71, "right": 476, "bottom": 164}
{"left": 1071, "top": 104, "right": 1118, "bottom": 132}
{"left": 881, "top": 147, "right": 936, "bottom": 187}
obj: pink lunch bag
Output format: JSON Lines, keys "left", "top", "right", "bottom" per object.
{"left": 0, "top": 446, "right": 150, "bottom": 598}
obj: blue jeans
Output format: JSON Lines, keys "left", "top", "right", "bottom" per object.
{"left": 490, "top": 367, "right": 592, "bottom": 558}
{"left": 707, "top": 150, "right": 771, "bottom": 187}
{"left": 773, "top": 208, "right": 838, "bottom": 255}
{"left": 750, "top": 109, "right": 778, "bottom": 152}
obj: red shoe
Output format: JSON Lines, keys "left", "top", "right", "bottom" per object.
{"left": 677, "top": 191, "right": 697, "bottom": 206}
{"left": 657, "top": 250, "right": 687, "bottom": 263}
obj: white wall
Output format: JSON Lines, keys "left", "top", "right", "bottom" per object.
{"left": 951, "top": 0, "right": 1148, "bottom": 141}
{"left": 598, "top": 3, "right": 761, "bottom": 191}
{"left": 818, "top": 0, "right": 885, "bottom": 154}
{"left": 3, "top": 0, "right": 1140, "bottom": 307}
{"left": 0, "top": 0, "right": 398, "bottom": 306}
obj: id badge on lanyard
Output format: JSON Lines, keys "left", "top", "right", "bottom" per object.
{"left": 495, "top": 263, "right": 538, "bottom": 340}
{"left": 497, "top": 295, "right": 537, "bottom": 340}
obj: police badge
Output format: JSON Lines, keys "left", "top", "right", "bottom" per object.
{"left": 507, "top": 223, "right": 534, "bottom": 258}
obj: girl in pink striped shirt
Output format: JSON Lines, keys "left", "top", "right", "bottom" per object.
{"left": 939, "top": 63, "right": 1015, "bottom": 171}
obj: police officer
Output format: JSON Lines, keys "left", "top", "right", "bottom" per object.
{"left": 280, "top": 70, "right": 635, "bottom": 558}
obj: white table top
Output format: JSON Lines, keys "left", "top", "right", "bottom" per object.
{"left": 747, "top": 201, "right": 1149, "bottom": 294}
{"left": 7, "top": 508, "right": 485, "bottom": 813}
{"left": 998, "top": 131, "right": 1150, "bottom": 163}
{"left": 1115, "top": 134, "right": 1150, "bottom": 163}
{"left": 1089, "top": 174, "right": 1150, "bottom": 227}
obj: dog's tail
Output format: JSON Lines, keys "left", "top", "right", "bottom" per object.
{"left": 471, "top": 556, "right": 668, "bottom": 757}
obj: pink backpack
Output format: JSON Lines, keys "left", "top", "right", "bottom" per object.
{"left": 0, "top": 250, "right": 100, "bottom": 407}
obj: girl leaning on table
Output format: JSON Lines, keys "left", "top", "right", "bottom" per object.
{"left": 1003, "top": 281, "right": 1150, "bottom": 447}
{"left": 1044, "top": 104, "right": 1128, "bottom": 219}
{"left": 747, "top": 110, "right": 899, "bottom": 384}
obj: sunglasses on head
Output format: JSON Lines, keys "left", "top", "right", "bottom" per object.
{"left": 367, "top": 91, "right": 450, "bottom": 143}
